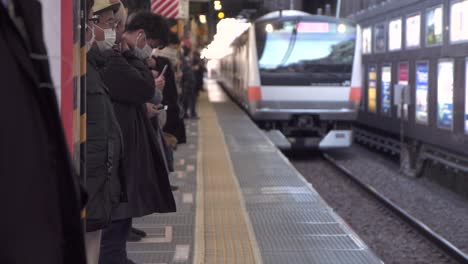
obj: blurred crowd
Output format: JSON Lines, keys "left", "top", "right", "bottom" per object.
{"left": 0, "top": 0, "right": 205, "bottom": 263}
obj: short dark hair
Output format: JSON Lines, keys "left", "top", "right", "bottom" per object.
{"left": 168, "top": 32, "right": 180, "bottom": 45}
{"left": 126, "top": 11, "right": 169, "bottom": 46}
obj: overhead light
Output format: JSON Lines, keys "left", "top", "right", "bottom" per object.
{"left": 338, "top": 24, "right": 346, "bottom": 33}
{"left": 265, "top": 23, "right": 273, "bottom": 33}
{"left": 199, "top": 14, "right": 207, "bottom": 24}
{"left": 217, "top": 11, "right": 225, "bottom": 19}
{"left": 214, "top": 0, "right": 222, "bottom": 11}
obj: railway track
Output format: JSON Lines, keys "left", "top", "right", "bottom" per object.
{"left": 322, "top": 153, "right": 468, "bottom": 264}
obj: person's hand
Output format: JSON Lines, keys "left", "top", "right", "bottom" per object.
{"left": 146, "top": 103, "right": 161, "bottom": 118}
{"left": 152, "top": 70, "right": 159, "bottom": 79}
{"left": 146, "top": 57, "right": 156, "bottom": 68}
{"left": 155, "top": 75, "right": 165, "bottom": 91}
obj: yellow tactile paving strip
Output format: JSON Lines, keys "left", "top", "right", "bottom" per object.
{"left": 193, "top": 93, "right": 263, "bottom": 264}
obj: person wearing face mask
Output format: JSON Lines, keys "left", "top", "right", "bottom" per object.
{"left": 83, "top": 0, "right": 125, "bottom": 263}
{"left": 93, "top": 8, "right": 176, "bottom": 264}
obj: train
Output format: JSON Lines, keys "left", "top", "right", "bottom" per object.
{"left": 216, "top": 10, "right": 363, "bottom": 149}
{"left": 348, "top": 0, "right": 468, "bottom": 177}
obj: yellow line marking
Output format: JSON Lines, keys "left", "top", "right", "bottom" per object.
{"left": 193, "top": 93, "right": 263, "bottom": 264}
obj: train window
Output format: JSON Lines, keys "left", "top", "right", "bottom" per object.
{"left": 368, "top": 65, "right": 377, "bottom": 113}
{"left": 465, "top": 58, "right": 468, "bottom": 134}
{"left": 381, "top": 64, "right": 392, "bottom": 116}
{"left": 398, "top": 62, "right": 409, "bottom": 120}
{"left": 389, "top": 18, "right": 402, "bottom": 51}
{"left": 426, "top": 5, "right": 443, "bottom": 46}
{"left": 362, "top": 27, "right": 372, "bottom": 54}
{"left": 450, "top": 0, "right": 468, "bottom": 43}
{"left": 406, "top": 13, "right": 421, "bottom": 48}
{"left": 437, "top": 60, "right": 454, "bottom": 130}
{"left": 374, "top": 23, "right": 386, "bottom": 53}
{"left": 415, "top": 61, "right": 429, "bottom": 125}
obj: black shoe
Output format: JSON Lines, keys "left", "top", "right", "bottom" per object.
{"left": 131, "top": 227, "right": 147, "bottom": 238}
{"left": 171, "top": 185, "right": 179, "bottom": 191}
{"left": 127, "top": 230, "right": 142, "bottom": 242}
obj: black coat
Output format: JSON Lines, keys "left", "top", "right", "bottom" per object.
{"left": 0, "top": 1, "right": 86, "bottom": 264}
{"left": 85, "top": 56, "right": 124, "bottom": 232}
{"left": 155, "top": 56, "right": 187, "bottom": 144}
{"left": 93, "top": 49, "right": 176, "bottom": 219}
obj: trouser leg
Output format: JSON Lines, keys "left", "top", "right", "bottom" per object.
{"left": 99, "top": 218, "right": 132, "bottom": 264}
{"left": 85, "top": 230, "right": 102, "bottom": 264}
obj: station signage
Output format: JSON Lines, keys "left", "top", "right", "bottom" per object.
{"left": 368, "top": 65, "right": 377, "bottom": 113}
{"left": 437, "top": 60, "right": 454, "bottom": 130}
{"left": 374, "top": 23, "right": 386, "bottom": 53}
{"left": 381, "top": 65, "right": 392, "bottom": 115}
{"left": 389, "top": 18, "right": 402, "bottom": 51}
{"left": 426, "top": 6, "right": 443, "bottom": 46}
{"left": 362, "top": 27, "right": 372, "bottom": 54}
{"left": 416, "top": 62, "right": 429, "bottom": 125}
{"left": 406, "top": 14, "right": 421, "bottom": 48}
{"left": 398, "top": 62, "right": 409, "bottom": 119}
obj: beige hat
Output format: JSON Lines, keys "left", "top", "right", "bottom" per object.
{"left": 93, "top": 0, "right": 120, "bottom": 14}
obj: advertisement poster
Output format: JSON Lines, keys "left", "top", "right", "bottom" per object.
{"left": 406, "top": 14, "right": 421, "bottom": 48}
{"left": 368, "top": 65, "right": 377, "bottom": 113}
{"left": 465, "top": 59, "right": 468, "bottom": 133}
{"left": 416, "top": 62, "right": 429, "bottom": 124}
{"left": 389, "top": 18, "right": 402, "bottom": 51}
{"left": 450, "top": 0, "right": 468, "bottom": 42}
{"left": 374, "top": 23, "right": 386, "bottom": 53}
{"left": 437, "top": 61, "right": 454, "bottom": 130}
{"left": 381, "top": 65, "right": 392, "bottom": 115}
{"left": 398, "top": 62, "right": 409, "bottom": 119}
{"left": 426, "top": 6, "right": 443, "bottom": 45}
{"left": 362, "top": 27, "right": 372, "bottom": 54}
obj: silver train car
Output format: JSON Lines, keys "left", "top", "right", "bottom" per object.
{"left": 217, "top": 10, "right": 363, "bottom": 149}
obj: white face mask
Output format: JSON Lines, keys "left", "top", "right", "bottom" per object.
{"left": 95, "top": 25, "right": 116, "bottom": 51}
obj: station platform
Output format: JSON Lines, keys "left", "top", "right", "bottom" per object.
{"left": 127, "top": 80, "right": 382, "bottom": 264}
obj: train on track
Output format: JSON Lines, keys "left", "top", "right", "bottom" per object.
{"left": 217, "top": 10, "right": 363, "bottom": 149}
{"left": 349, "top": 0, "right": 468, "bottom": 177}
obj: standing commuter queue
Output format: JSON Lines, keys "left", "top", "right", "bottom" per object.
{"left": 0, "top": 0, "right": 204, "bottom": 263}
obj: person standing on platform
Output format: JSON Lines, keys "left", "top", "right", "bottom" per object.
{"left": 92, "top": 7, "right": 176, "bottom": 263}
{"left": 0, "top": 0, "right": 87, "bottom": 263}
{"left": 83, "top": 1, "right": 125, "bottom": 263}
{"left": 181, "top": 48, "right": 198, "bottom": 119}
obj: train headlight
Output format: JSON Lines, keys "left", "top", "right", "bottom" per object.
{"left": 338, "top": 24, "right": 346, "bottom": 33}
{"left": 265, "top": 23, "right": 274, "bottom": 33}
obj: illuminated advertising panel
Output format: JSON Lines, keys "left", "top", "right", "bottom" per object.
{"left": 426, "top": 6, "right": 443, "bottom": 46}
{"left": 465, "top": 58, "right": 468, "bottom": 133}
{"left": 398, "top": 62, "right": 409, "bottom": 119}
{"left": 437, "top": 60, "right": 454, "bottom": 130}
{"left": 374, "top": 23, "right": 386, "bottom": 53}
{"left": 368, "top": 65, "right": 377, "bottom": 113}
{"left": 381, "top": 65, "right": 392, "bottom": 115}
{"left": 416, "top": 62, "right": 429, "bottom": 124}
{"left": 362, "top": 27, "right": 372, "bottom": 54}
{"left": 389, "top": 18, "right": 402, "bottom": 51}
{"left": 450, "top": 0, "right": 468, "bottom": 42}
{"left": 406, "top": 14, "right": 421, "bottom": 48}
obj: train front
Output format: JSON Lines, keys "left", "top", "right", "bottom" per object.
{"left": 248, "top": 12, "right": 361, "bottom": 148}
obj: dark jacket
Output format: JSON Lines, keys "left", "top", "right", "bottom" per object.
{"left": 94, "top": 48, "right": 176, "bottom": 219}
{"left": 85, "top": 53, "right": 124, "bottom": 232}
{"left": 0, "top": 1, "right": 86, "bottom": 264}
{"left": 154, "top": 56, "right": 187, "bottom": 144}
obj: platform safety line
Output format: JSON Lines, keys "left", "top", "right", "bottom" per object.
{"left": 214, "top": 105, "right": 264, "bottom": 264}
{"left": 193, "top": 115, "right": 205, "bottom": 264}
{"left": 197, "top": 93, "right": 262, "bottom": 264}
